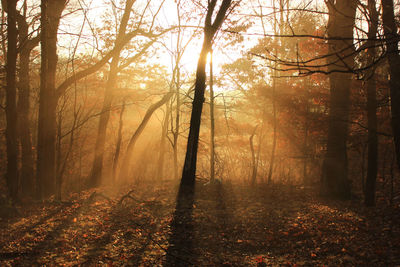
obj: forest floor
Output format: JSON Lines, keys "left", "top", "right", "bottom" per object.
{"left": 1, "top": 180, "right": 400, "bottom": 266}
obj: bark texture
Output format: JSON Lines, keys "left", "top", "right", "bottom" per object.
{"left": 17, "top": 8, "right": 38, "bottom": 198}
{"left": 36, "top": 0, "right": 66, "bottom": 200}
{"left": 365, "top": 0, "right": 378, "bottom": 206}
{"left": 4, "top": 0, "right": 19, "bottom": 201}
{"left": 321, "top": 0, "right": 357, "bottom": 199}
{"left": 382, "top": 0, "right": 400, "bottom": 172}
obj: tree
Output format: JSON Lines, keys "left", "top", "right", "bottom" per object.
{"left": 88, "top": 0, "right": 170, "bottom": 187}
{"left": 180, "top": 0, "right": 232, "bottom": 188}
{"left": 16, "top": 0, "right": 39, "bottom": 198}
{"left": 3, "top": 0, "right": 18, "bottom": 202}
{"left": 36, "top": 0, "right": 67, "bottom": 200}
{"left": 88, "top": 0, "right": 135, "bottom": 188}
{"left": 364, "top": 0, "right": 379, "bottom": 206}
{"left": 382, "top": 0, "right": 400, "bottom": 172}
{"left": 119, "top": 92, "right": 173, "bottom": 180}
{"left": 321, "top": 0, "right": 357, "bottom": 199}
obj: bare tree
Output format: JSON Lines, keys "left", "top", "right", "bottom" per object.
{"left": 382, "top": 0, "right": 400, "bottom": 172}
{"left": 180, "top": 0, "right": 232, "bottom": 188}
{"left": 16, "top": 0, "right": 39, "bottom": 198}
{"left": 3, "top": 0, "right": 19, "bottom": 202}
{"left": 321, "top": 0, "right": 357, "bottom": 199}
{"left": 364, "top": 0, "right": 379, "bottom": 206}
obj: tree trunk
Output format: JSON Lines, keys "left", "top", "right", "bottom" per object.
{"left": 382, "top": 0, "right": 400, "bottom": 172}
{"left": 4, "top": 0, "right": 19, "bottom": 202}
{"left": 89, "top": 0, "right": 135, "bottom": 188}
{"left": 250, "top": 126, "right": 258, "bottom": 185}
{"left": 321, "top": 0, "right": 357, "bottom": 199}
{"left": 156, "top": 101, "right": 169, "bottom": 180}
{"left": 112, "top": 101, "right": 125, "bottom": 181}
{"left": 364, "top": 0, "right": 378, "bottom": 206}
{"left": 172, "top": 67, "right": 181, "bottom": 180}
{"left": 16, "top": 8, "right": 38, "bottom": 198}
{"left": 267, "top": 80, "right": 277, "bottom": 185}
{"left": 180, "top": 0, "right": 232, "bottom": 189}
{"left": 209, "top": 50, "right": 215, "bottom": 182}
{"left": 36, "top": 0, "right": 66, "bottom": 200}
{"left": 120, "top": 92, "right": 173, "bottom": 179}
{"left": 303, "top": 88, "right": 310, "bottom": 185}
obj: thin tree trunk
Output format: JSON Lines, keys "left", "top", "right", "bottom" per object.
{"left": 250, "top": 126, "right": 258, "bottom": 185}
{"left": 172, "top": 68, "right": 181, "bottom": 180}
{"left": 4, "top": 0, "right": 19, "bottom": 202}
{"left": 89, "top": 0, "right": 135, "bottom": 188}
{"left": 120, "top": 92, "right": 173, "bottom": 179}
{"left": 209, "top": 50, "right": 215, "bottom": 182}
{"left": 267, "top": 80, "right": 277, "bottom": 185}
{"left": 267, "top": 0, "right": 279, "bottom": 185}
{"left": 112, "top": 101, "right": 126, "bottom": 181}
{"left": 16, "top": 6, "right": 38, "bottom": 198}
{"left": 365, "top": 0, "right": 378, "bottom": 206}
{"left": 156, "top": 101, "right": 169, "bottom": 180}
{"left": 303, "top": 88, "right": 310, "bottom": 185}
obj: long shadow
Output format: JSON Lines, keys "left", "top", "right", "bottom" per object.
{"left": 165, "top": 183, "right": 196, "bottom": 266}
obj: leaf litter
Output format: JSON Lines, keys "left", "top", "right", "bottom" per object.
{"left": 0, "top": 181, "right": 399, "bottom": 266}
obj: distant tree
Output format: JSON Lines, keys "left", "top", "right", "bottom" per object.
{"left": 119, "top": 92, "right": 173, "bottom": 180}
{"left": 88, "top": 0, "right": 136, "bottom": 188}
{"left": 364, "top": 0, "right": 379, "bottom": 206}
{"left": 88, "top": 0, "right": 172, "bottom": 187}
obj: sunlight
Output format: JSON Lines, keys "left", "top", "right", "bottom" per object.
{"left": 2, "top": 0, "right": 398, "bottom": 265}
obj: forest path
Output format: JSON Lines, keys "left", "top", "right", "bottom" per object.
{"left": 0, "top": 181, "right": 399, "bottom": 266}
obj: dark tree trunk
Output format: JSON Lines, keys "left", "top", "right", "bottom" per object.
{"left": 36, "top": 0, "right": 66, "bottom": 200}
{"left": 382, "top": 0, "right": 400, "bottom": 172}
{"left": 4, "top": 0, "right": 19, "bottom": 202}
{"left": 180, "top": 0, "right": 232, "bottom": 189}
{"left": 364, "top": 0, "right": 379, "bottom": 206}
{"left": 321, "top": 0, "right": 357, "bottom": 199}
{"left": 16, "top": 7, "right": 38, "bottom": 198}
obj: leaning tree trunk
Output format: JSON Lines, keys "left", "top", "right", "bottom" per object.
{"left": 321, "top": 0, "right": 357, "bottom": 199}
{"left": 180, "top": 0, "right": 232, "bottom": 189}
{"left": 364, "top": 0, "right": 379, "bottom": 206}
{"left": 119, "top": 92, "right": 173, "bottom": 180}
{"left": 89, "top": 0, "right": 134, "bottom": 188}
{"left": 4, "top": 0, "right": 19, "bottom": 202}
{"left": 382, "top": 0, "right": 400, "bottom": 172}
